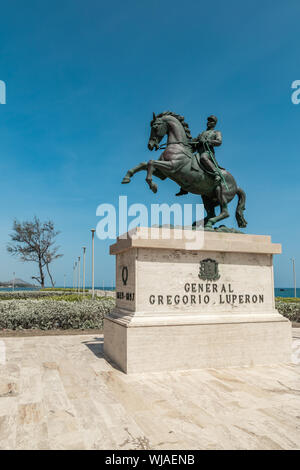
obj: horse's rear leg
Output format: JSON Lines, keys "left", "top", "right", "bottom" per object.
{"left": 205, "top": 204, "right": 229, "bottom": 228}
{"left": 235, "top": 187, "right": 247, "bottom": 228}
{"left": 193, "top": 196, "right": 216, "bottom": 227}
{"left": 122, "top": 162, "right": 147, "bottom": 184}
{"left": 205, "top": 187, "right": 229, "bottom": 228}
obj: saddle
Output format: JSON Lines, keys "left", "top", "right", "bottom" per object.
{"left": 191, "top": 153, "right": 225, "bottom": 176}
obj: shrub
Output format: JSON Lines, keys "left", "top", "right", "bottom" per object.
{"left": 0, "top": 290, "right": 115, "bottom": 301}
{"left": 275, "top": 296, "right": 300, "bottom": 303}
{"left": 276, "top": 300, "right": 300, "bottom": 323}
{"left": 36, "top": 294, "right": 107, "bottom": 302}
{"left": 0, "top": 291, "right": 81, "bottom": 301}
{"left": 0, "top": 298, "right": 115, "bottom": 330}
{"left": 41, "top": 288, "right": 89, "bottom": 292}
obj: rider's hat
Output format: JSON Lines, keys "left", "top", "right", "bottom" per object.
{"left": 207, "top": 115, "right": 218, "bottom": 123}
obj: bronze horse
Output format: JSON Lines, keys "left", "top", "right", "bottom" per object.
{"left": 122, "top": 112, "right": 247, "bottom": 229}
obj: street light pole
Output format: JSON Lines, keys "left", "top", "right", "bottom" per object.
{"left": 78, "top": 256, "right": 81, "bottom": 294}
{"left": 12, "top": 272, "right": 15, "bottom": 292}
{"left": 64, "top": 273, "right": 66, "bottom": 289}
{"left": 82, "top": 247, "right": 86, "bottom": 294}
{"left": 291, "top": 258, "right": 297, "bottom": 298}
{"left": 74, "top": 262, "right": 77, "bottom": 291}
{"left": 91, "top": 229, "right": 95, "bottom": 299}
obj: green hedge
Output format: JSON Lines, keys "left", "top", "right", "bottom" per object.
{"left": 275, "top": 297, "right": 300, "bottom": 303}
{"left": 276, "top": 300, "right": 300, "bottom": 323}
{"left": 0, "top": 298, "right": 115, "bottom": 330}
{"left": 37, "top": 294, "right": 110, "bottom": 302}
{"left": 0, "top": 292, "right": 114, "bottom": 302}
{"left": 0, "top": 297, "right": 297, "bottom": 331}
{"left": 41, "top": 288, "right": 89, "bottom": 292}
{"left": 0, "top": 291, "right": 84, "bottom": 301}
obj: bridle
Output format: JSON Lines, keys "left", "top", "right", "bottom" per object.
{"left": 155, "top": 141, "right": 193, "bottom": 151}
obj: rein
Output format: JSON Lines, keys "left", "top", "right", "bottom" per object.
{"left": 157, "top": 141, "right": 192, "bottom": 150}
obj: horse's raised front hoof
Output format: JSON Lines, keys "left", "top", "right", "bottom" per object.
{"left": 121, "top": 177, "right": 131, "bottom": 184}
{"left": 151, "top": 183, "right": 158, "bottom": 193}
{"left": 146, "top": 179, "right": 157, "bottom": 193}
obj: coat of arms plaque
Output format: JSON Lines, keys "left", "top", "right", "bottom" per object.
{"left": 198, "top": 258, "right": 220, "bottom": 281}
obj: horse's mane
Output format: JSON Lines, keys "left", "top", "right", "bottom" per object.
{"left": 152, "top": 111, "right": 192, "bottom": 140}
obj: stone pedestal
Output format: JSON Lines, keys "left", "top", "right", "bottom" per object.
{"left": 104, "top": 228, "right": 291, "bottom": 373}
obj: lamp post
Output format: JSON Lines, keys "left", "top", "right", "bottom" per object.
{"left": 91, "top": 229, "right": 95, "bottom": 299}
{"left": 12, "top": 272, "right": 15, "bottom": 292}
{"left": 82, "top": 247, "right": 86, "bottom": 294}
{"left": 73, "top": 262, "right": 77, "bottom": 291}
{"left": 64, "top": 273, "right": 66, "bottom": 289}
{"left": 291, "top": 258, "right": 297, "bottom": 298}
{"left": 78, "top": 256, "right": 81, "bottom": 294}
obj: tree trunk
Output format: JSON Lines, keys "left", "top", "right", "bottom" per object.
{"left": 38, "top": 256, "right": 45, "bottom": 288}
{"left": 46, "top": 263, "right": 55, "bottom": 287}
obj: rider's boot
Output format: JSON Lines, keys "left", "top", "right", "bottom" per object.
{"left": 175, "top": 187, "right": 188, "bottom": 196}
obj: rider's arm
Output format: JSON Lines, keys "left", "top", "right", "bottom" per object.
{"left": 208, "top": 131, "right": 222, "bottom": 147}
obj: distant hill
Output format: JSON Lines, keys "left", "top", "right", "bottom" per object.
{"left": 0, "top": 278, "right": 38, "bottom": 288}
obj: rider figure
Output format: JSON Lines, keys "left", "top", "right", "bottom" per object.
{"left": 176, "top": 115, "right": 222, "bottom": 196}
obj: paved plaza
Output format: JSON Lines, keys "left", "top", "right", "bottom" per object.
{"left": 0, "top": 330, "right": 299, "bottom": 450}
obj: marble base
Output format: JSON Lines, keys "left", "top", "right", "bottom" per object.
{"left": 104, "top": 228, "right": 292, "bottom": 373}
{"left": 104, "top": 312, "right": 291, "bottom": 373}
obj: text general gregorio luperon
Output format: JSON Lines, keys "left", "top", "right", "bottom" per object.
{"left": 149, "top": 282, "right": 264, "bottom": 306}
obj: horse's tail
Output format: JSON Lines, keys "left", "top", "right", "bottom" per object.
{"left": 235, "top": 187, "right": 247, "bottom": 228}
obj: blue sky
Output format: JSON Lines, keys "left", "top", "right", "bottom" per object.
{"left": 0, "top": 0, "right": 299, "bottom": 287}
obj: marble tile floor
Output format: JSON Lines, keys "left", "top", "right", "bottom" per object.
{"left": 0, "top": 330, "right": 299, "bottom": 450}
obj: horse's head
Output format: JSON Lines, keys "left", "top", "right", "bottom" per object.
{"left": 148, "top": 111, "right": 192, "bottom": 151}
{"left": 148, "top": 113, "right": 168, "bottom": 151}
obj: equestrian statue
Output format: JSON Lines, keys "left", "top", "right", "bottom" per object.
{"left": 121, "top": 112, "right": 247, "bottom": 230}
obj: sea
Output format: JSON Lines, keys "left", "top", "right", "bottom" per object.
{"left": 0, "top": 286, "right": 298, "bottom": 298}
{"left": 274, "top": 288, "right": 300, "bottom": 298}
{"left": 0, "top": 286, "right": 115, "bottom": 292}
